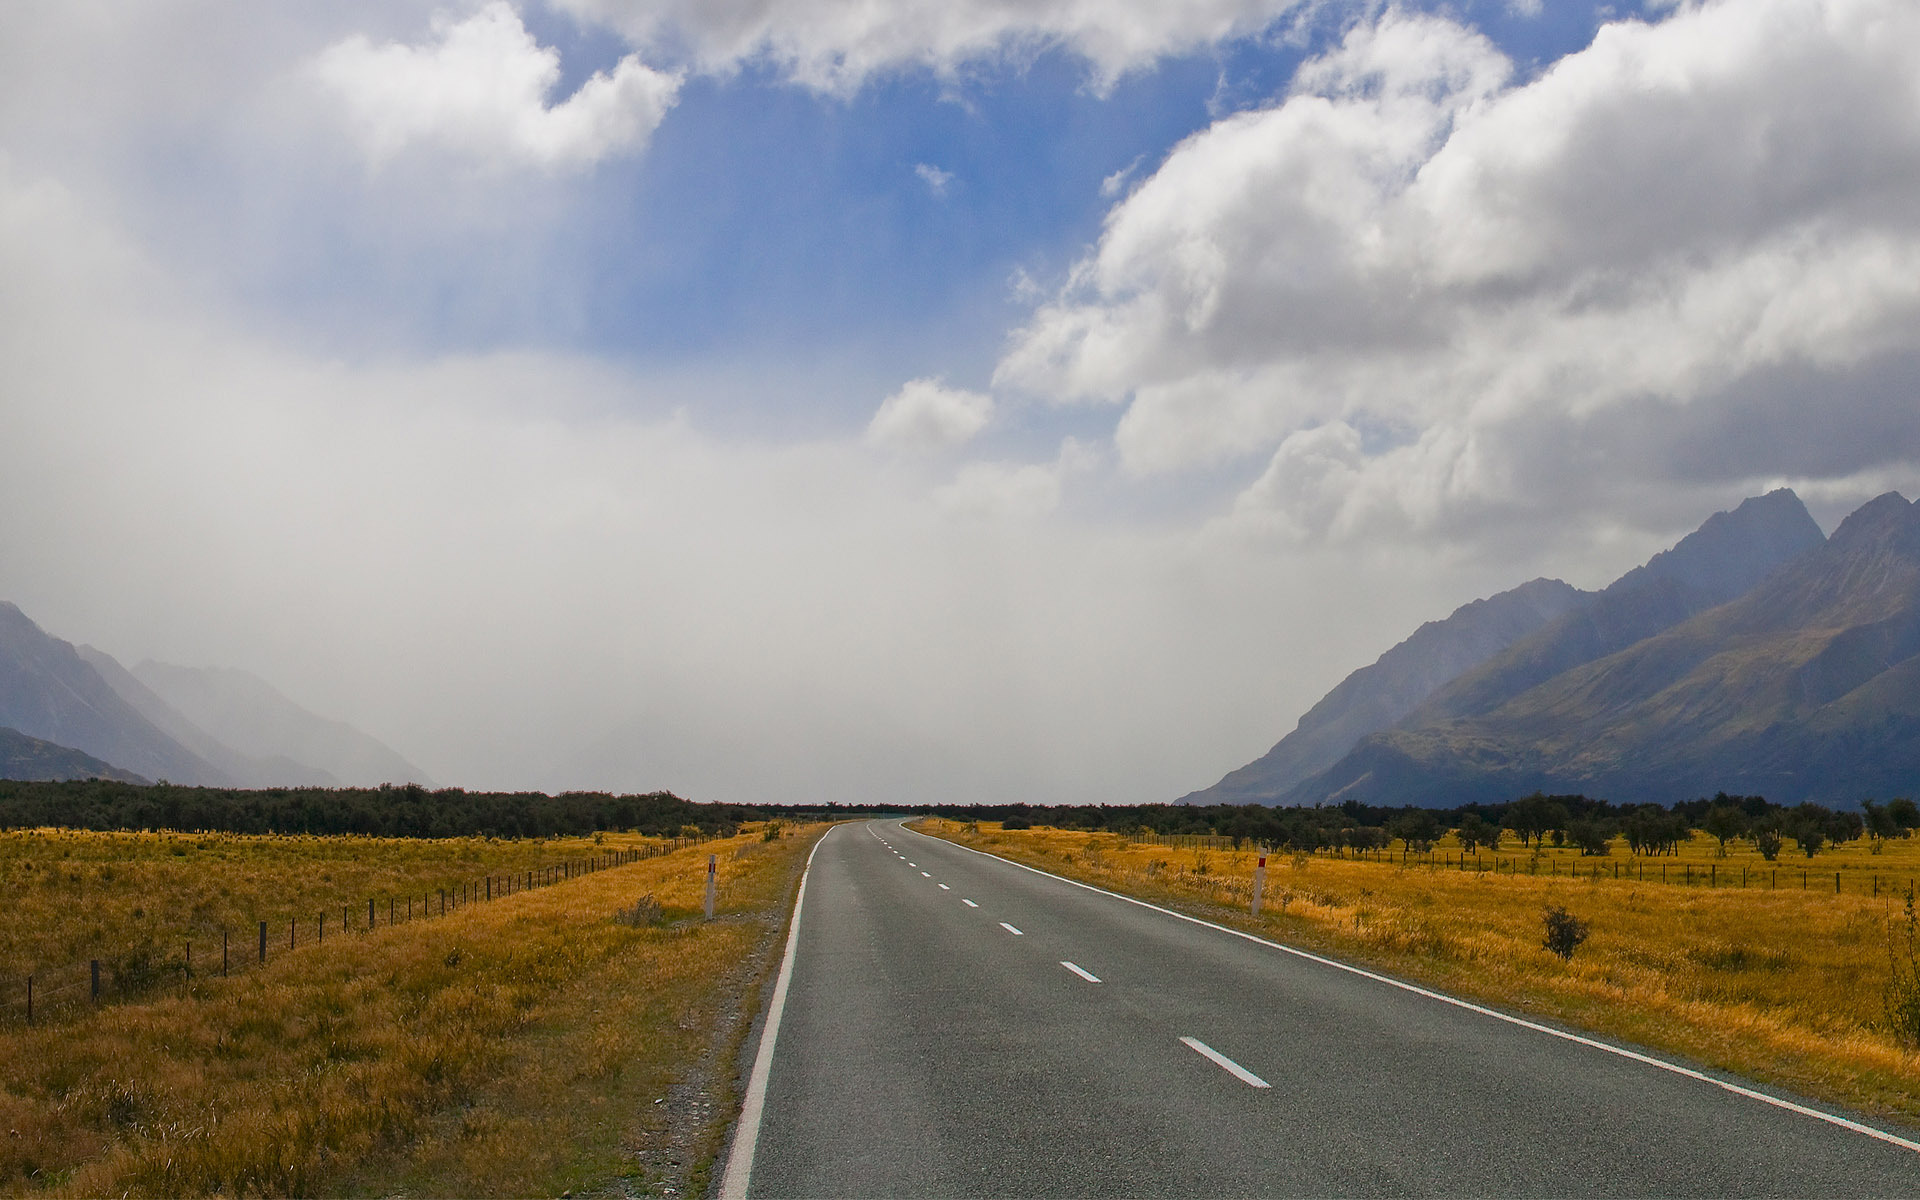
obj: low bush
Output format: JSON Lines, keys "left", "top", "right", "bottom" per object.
{"left": 1542, "top": 906, "right": 1589, "bottom": 960}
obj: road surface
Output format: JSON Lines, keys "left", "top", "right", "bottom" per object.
{"left": 722, "top": 820, "right": 1920, "bottom": 1197}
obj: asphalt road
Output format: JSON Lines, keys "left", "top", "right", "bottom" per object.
{"left": 722, "top": 820, "right": 1920, "bottom": 1197}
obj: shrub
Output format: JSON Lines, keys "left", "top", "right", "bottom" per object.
{"left": 1886, "top": 887, "right": 1920, "bottom": 1045}
{"left": 1543, "top": 906, "right": 1589, "bottom": 961}
{"left": 614, "top": 894, "right": 664, "bottom": 927}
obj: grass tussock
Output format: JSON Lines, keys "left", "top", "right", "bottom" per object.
{"left": 919, "top": 819, "right": 1920, "bottom": 1130}
{"left": 0, "top": 824, "right": 823, "bottom": 1197}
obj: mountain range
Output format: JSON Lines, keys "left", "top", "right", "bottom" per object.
{"left": 0, "top": 601, "right": 428, "bottom": 788}
{"left": 1182, "top": 488, "right": 1918, "bottom": 808}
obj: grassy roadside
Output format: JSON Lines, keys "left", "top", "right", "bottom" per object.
{"left": 0, "top": 823, "right": 825, "bottom": 1197}
{"left": 914, "top": 818, "right": 1920, "bottom": 1132}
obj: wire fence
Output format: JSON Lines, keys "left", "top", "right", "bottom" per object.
{"left": 1, "top": 836, "right": 708, "bottom": 1029}
{"left": 1391, "top": 849, "right": 1916, "bottom": 898}
{"left": 1125, "top": 833, "right": 1916, "bottom": 899}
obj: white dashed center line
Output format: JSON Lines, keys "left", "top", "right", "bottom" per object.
{"left": 1180, "top": 1037, "right": 1271, "bottom": 1088}
{"left": 998, "top": 922, "right": 1024, "bottom": 936}
{"left": 1060, "top": 961, "right": 1102, "bottom": 983}
{"left": 962, "top": 899, "right": 979, "bottom": 908}
{"left": 938, "top": 883, "right": 950, "bottom": 890}
{"left": 921, "top": 871, "right": 931, "bottom": 877}
{"left": 908, "top": 863, "right": 917, "bottom": 867}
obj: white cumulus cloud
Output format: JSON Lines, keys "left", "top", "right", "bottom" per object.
{"left": 997, "top": 0, "right": 1920, "bottom": 540}
{"left": 314, "top": 2, "right": 682, "bottom": 170}
{"left": 553, "top": 0, "right": 1312, "bottom": 93}
{"left": 915, "top": 162, "right": 954, "bottom": 195}
{"left": 867, "top": 377, "right": 996, "bottom": 451}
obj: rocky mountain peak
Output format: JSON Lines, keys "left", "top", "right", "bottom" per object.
{"left": 1614, "top": 487, "right": 1825, "bottom": 605}
{"left": 1826, "top": 492, "right": 1919, "bottom": 556}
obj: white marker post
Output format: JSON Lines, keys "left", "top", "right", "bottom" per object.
{"left": 1251, "top": 852, "right": 1267, "bottom": 917}
{"left": 705, "top": 854, "right": 717, "bottom": 921}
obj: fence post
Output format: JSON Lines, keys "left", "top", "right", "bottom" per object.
{"left": 1251, "top": 853, "right": 1267, "bottom": 917}
{"left": 25, "top": 975, "right": 31, "bottom": 1025}
{"left": 185, "top": 941, "right": 191, "bottom": 982}
{"left": 224, "top": 929, "right": 229, "bottom": 977}
{"left": 705, "top": 854, "right": 717, "bottom": 920}
{"left": 320, "top": 913, "right": 324, "bottom": 943}
{"left": 1836, "top": 872, "right": 1841, "bottom": 894}
{"left": 487, "top": 877, "right": 492, "bottom": 901}
{"left": 259, "top": 921, "right": 267, "bottom": 963}
{"left": 91, "top": 959, "right": 100, "bottom": 1002}
{"left": 440, "top": 888, "right": 446, "bottom": 916}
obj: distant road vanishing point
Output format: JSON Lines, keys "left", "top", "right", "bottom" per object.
{"left": 720, "top": 820, "right": 1920, "bottom": 1198}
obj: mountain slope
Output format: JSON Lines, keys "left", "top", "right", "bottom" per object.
{"left": 132, "top": 661, "right": 429, "bottom": 788}
{"left": 0, "top": 726, "right": 149, "bottom": 784}
{"left": 1178, "top": 577, "right": 1590, "bottom": 804}
{"left": 1404, "top": 488, "right": 1826, "bottom": 727}
{"left": 1288, "top": 492, "right": 1920, "bottom": 808}
{"left": 78, "top": 646, "right": 341, "bottom": 788}
{"left": 0, "top": 603, "right": 230, "bottom": 785}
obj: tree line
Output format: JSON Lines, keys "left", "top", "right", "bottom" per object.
{"left": 942, "top": 792, "right": 1920, "bottom": 860}
{"left": 2, "top": 779, "right": 1914, "bottom": 858}
{"left": 0, "top": 780, "right": 795, "bottom": 839}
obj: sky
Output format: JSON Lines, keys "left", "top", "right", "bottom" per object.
{"left": 3, "top": 0, "right": 1919, "bottom": 806}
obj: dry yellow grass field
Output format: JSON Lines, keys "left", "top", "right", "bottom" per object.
{"left": 918, "top": 818, "right": 1920, "bottom": 1131}
{"left": 0, "top": 827, "right": 685, "bottom": 1010}
{"left": 0, "top": 823, "right": 823, "bottom": 1197}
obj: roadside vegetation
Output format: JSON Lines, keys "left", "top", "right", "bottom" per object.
{"left": 917, "top": 816, "right": 1920, "bottom": 1131}
{"left": 0, "top": 823, "right": 822, "bottom": 1197}
{"left": 0, "top": 778, "right": 772, "bottom": 839}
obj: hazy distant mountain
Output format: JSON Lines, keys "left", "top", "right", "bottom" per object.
{"left": 132, "top": 661, "right": 429, "bottom": 788}
{"left": 1285, "top": 491, "right": 1920, "bottom": 808}
{"left": 78, "top": 646, "right": 340, "bottom": 788}
{"left": 0, "top": 602, "right": 230, "bottom": 785}
{"left": 1404, "top": 489, "right": 1826, "bottom": 727}
{"left": 0, "top": 726, "right": 148, "bottom": 784}
{"left": 1177, "top": 578, "right": 1591, "bottom": 805}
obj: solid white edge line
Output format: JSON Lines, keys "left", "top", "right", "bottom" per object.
{"left": 1061, "top": 960, "right": 1102, "bottom": 983}
{"left": 718, "top": 824, "right": 837, "bottom": 1200}
{"left": 1180, "top": 1036, "right": 1271, "bottom": 1088}
{"left": 999, "top": 921, "right": 1024, "bottom": 935}
{"left": 896, "top": 821, "right": 1920, "bottom": 1156}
